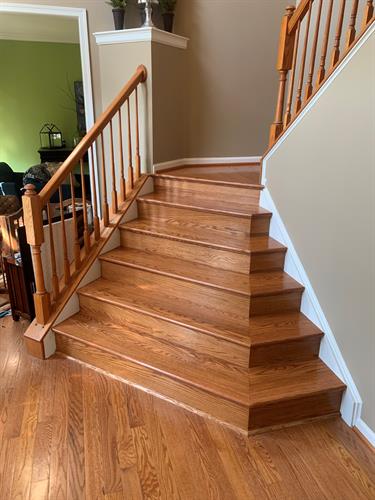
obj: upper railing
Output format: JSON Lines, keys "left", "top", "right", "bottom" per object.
{"left": 269, "top": 0, "right": 374, "bottom": 147}
{"left": 22, "top": 65, "right": 147, "bottom": 326}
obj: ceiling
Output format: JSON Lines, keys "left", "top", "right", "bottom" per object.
{"left": 0, "top": 12, "right": 79, "bottom": 44}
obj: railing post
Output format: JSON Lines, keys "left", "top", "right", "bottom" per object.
{"left": 269, "top": 5, "right": 296, "bottom": 146}
{"left": 22, "top": 184, "right": 51, "bottom": 325}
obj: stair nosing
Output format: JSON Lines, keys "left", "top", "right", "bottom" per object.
{"left": 54, "top": 320, "right": 250, "bottom": 407}
{"left": 77, "top": 283, "right": 251, "bottom": 348}
{"left": 153, "top": 173, "right": 264, "bottom": 190}
{"left": 120, "top": 224, "right": 287, "bottom": 256}
{"left": 250, "top": 330, "right": 324, "bottom": 347}
{"left": 137, "top": 195, "right": 272, "bottom": 219}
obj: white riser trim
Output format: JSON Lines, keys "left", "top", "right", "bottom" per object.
{"left": 260, "top": 187, "right": 362, "bottom": 428}
{"left": 356, "top": 419, "right": 375, "bottom": 448}
{"left": 154, "top": 156, "right": 262, "bottom": 172}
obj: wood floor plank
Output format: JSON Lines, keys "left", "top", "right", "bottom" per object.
{"left": 1, "top": 317, "right": 374, "bottom": 500}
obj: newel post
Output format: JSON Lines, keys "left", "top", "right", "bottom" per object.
{"left": 269, "top": 5, "right": 296, "bottom": 146}
{"left": 22, "top": 184, "right": 51, "bottom": 325}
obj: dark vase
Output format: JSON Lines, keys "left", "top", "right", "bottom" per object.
{"left": 162, "top": 12, "right": 175, "bottom": 33}
{"left": 112, "top": 8, "right": 125, "bottom": 30}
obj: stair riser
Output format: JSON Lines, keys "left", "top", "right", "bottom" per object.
{"left": 79, "top": 295, "right": 251, "bottom": 367}
{"left": 154, "top": 177, "right": 261, "bottom": 205}
{"left": 121, "top": 228, "right": 251, "bottom": 273}
{"left": 137, "top": 201, "right": 270, "bottom": 235}
{"left": 100, "top": 261, "right": 250, "bottom": 327}
{"left": 249, "top": 291, "right": 303, "bottom": 316}
{"left": 250, "top": 251, "right": 286, "bottom": 273}
{"left": 248, "top": 389, "right": 344, "bottom": 431}
{"left": 56, "top": 334, "right": 250, "bottom": 431}
{"left": 249, "top": 336, "right": 322, "bottom": 367}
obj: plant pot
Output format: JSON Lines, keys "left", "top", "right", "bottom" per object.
{"left": 112, "top": 8, "right": 125, "bottom": 31}
{"left": 162, "top": 12, "right": 175, "bottom": 33}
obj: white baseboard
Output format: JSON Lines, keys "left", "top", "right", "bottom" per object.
{"left": 356, "top": 419, "right": 375, "bottom": 448}
{"left": 153, "top": 156, "right": 262, "bottom": 173}
{"left": 260, "top": 187, "right": 363, "bottom": 428}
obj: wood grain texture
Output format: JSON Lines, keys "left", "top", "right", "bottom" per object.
{"left": 2, "top": 317, "right": 375, "bottom": 499}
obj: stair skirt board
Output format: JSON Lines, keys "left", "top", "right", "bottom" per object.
{"left": 153, "top": 156, "right": 262, "bottom": 172}
{"left": 259, "top": 187, "right": 362, "bottom": 428}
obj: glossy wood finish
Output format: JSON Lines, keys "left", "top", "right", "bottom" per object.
{"left": 3, "top": 317, "right": 374, "bottom": 500}
{"left": 159, "top": 163, "right": 261, "bottom": 184}
{"left": 51, "top": 164, "right": 349, "bottom": 432}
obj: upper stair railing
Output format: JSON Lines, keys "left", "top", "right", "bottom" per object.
{"left": 269, "top": 0, "right": 374, "bottom": 147}
{"left": 22, "top": 65, "right": 147, "bottom": 328}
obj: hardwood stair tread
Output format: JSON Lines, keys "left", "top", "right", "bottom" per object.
{"left": 250, "top": 359, "right": 345, "bottom": 407}
{"left": 156, "top": 164, "right": 261, "bottom": 185}
{"left": 54, "top": 315, "right": 344, "bottom": 409}
{"left": 248, "top": 312, "right": 323, "bottom": 347}
{"left": 78, "top": 278, "right": 252, "bottom": 346}
{"left": 54, "top": 314, "right": 251, "bottom": 407}
{"left": 121, "top": 219, "right": 286, "bottom": 255}
{"left": 100, "top": 247, "right": 304, "bottom": 297}
{"left": 153, "top": 172, "right": 264, "bottom": 190}
{"left": 138, "top": 190, "right": 271, "bottom": 217}
{"left": 78, "top": 278, "right": 319, "bottom": 350}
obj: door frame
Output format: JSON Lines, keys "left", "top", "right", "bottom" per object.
{"left": 0, "top": 2, "right": 95, "bottom": 153}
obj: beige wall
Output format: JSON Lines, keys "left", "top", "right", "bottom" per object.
{"left": 266, "top": 31, "right": 375, "bottom": 429}
{"left": 152, "top": 43, "right": 188, "bottom": 163}
{"left": 174, "top": 0, "right": 289, "bottom": 158}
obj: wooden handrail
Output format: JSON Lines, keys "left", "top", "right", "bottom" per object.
{"left": 39, "top": 65, "right": 147, "bottom": 205}
{"left": 22, "top": 64, "right": 148, "bottom": 332}
{"left": 288, "top": 0, "right": 315, "bottom": 34}
{"left": 269, "top": 2, "right": 375, "bottom": 148}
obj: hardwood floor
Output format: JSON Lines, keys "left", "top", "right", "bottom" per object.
{"left": 1, "top": 317, "right": 374, "bottom": 500}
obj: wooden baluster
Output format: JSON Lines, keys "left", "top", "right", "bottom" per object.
{"left": 294, "top": 0, "right": 313, "bottom": 114}
{"left": 316, "top": 0, "right": 334, "bottom": 85}
{"left": 269, "top": 5, "right": 296, "bottom": 145}
{"left": 22, "top": 184, "right": 51, "bottom": 324}
{"left": 135, "top": 87, "right": 141, "bottom": 180}
{"left": 330, "top": 0, "right": 347, "bottom": 68}
{"left": 305, "top": 0, "right": 323, "bottom": 101}
{"left": 80, "top": 158, "right": 90, "bottom": 254}
{"left": 118, "top": 108, "right": 126, "bottom": 203}
{"left": 100, "top": 132, "right": 110, "bottom": 227}
{"left": 69, "top": 172, "right": 81, "bottom": 270}
{"left": 109, "top": 120, "right": 118, "bottom": 214}
{"left": 284, "top": 20, "right": 301, "bottom": 127}
{"left": 346, "top": 0, "right": 359, "bottom": 48}
{"left": 89, "top": 146, "right": 100, "bottom": 241}
{"left": 46, "top": 202, "right": 59, "bottom": 300}
{"left": 362, "top": 1, "right": 374, "bottom": 30}
{"left": 127, "top": 98, "right": 134, "bottom": 189}
{"left": 59, "top": 186, "right": 70, "bottom": 286}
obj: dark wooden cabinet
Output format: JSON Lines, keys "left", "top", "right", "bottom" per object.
{"left": 38, "top": 148, "right": 73, "bottom": 163}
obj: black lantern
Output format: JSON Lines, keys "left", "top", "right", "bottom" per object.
{"left": 39, "top": 123, "right": 63, "bottom": 149}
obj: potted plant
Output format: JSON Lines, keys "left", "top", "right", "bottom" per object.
{"left": 159, "top": 0, "right": 177, "bottom": 33}
{"left": 107, "top": 0, "right": 127, "bottom": 31}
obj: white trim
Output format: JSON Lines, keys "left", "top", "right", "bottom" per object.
{"left": 262, "top": 21, "right": 375, "bottom": 184}
{"left": 260, "top": 187, "right": 363, "bottom": 427}
{"left": 94, "top": 27, "right": 189, "bottom": 50}
{"left": 153, "top": 156, "right": 262, "bottom": 172}
{"left": 356, "top": 419, "right": 375, "bottom": 448}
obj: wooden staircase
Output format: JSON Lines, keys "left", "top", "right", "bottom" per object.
{"left": 53, "top": 164, "right": 345, "bottom": 433}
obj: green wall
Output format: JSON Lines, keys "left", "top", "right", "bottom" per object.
{"left": 0, "top": 40, "right": 83, "bottom": 172}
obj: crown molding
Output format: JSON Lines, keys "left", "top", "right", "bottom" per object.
{"left": 94, "top": 27, "right": 188, "bottom": 50}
